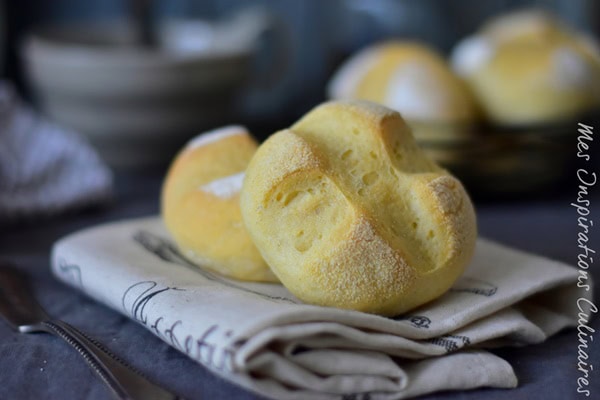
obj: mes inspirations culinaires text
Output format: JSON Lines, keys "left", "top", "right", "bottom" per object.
{"left": 572, "top": 122, "right": 597, "bottom": 397}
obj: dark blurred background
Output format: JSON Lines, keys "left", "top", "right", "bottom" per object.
{"left": 5, "top": 0, "right": 599, "bottom": 122}
{"left": 1, "top": 0, "right": 599, "bottom": 202}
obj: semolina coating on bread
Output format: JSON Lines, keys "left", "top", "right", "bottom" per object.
{"left": 162, "top": 125, "right": 277, "bottom": 282}
{"left": 240, "top": 101, "right": 477, "bottom": 315}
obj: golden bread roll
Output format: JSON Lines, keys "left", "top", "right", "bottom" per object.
{"left": 162, "top": 125, "right": 277, "bottom": 282}
{"left": 328, "top": 41, "right": 480, "bottom": 142}
{"left": 240, "top": 100, "right": 477, "bottom": 315}
{"left": 451, "top": 10, "right": 600, "bottom": 125}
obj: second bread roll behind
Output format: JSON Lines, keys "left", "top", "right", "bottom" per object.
{"left": 162, "top": 125, "right": 277, "bottom": 282}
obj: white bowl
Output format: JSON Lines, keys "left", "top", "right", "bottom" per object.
{"left": 22, "top": 22, "right": 254, "bottom": 168}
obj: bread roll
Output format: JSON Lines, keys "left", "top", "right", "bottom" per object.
{"left": 240, "top": 101, "right": 477, "bottom": 315}
{"left": 162, "top": 125, "right": 277, "bottom": 282}
{"left": 328, "top": 41, "right": 480, "bottom": 143}
{"left": 451, "top": 10, "right": 600, "bottom": 125}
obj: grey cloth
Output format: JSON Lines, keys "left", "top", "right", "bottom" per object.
{"left": 51, "top": 216, "right": 592, "bottom": 400}
{"left": 0, "top": 82, "right": 112, "bottom": 223}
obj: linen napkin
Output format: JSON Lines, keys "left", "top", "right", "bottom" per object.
{"left": 0, "top": 82, "right": 112, "bottom": 223}
{"left": 51, "top": 216, "right": 592, "bottom": 400}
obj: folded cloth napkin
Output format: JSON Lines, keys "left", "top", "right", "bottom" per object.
{"left": 51, "top": 216, "right": 593, "bottom": 400}
{"left": 0, "top": 82, "right": 112, "bottom": 223}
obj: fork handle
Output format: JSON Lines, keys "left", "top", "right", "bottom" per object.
{"left": 40, "top": 320, "right": 179, "bottom": 400}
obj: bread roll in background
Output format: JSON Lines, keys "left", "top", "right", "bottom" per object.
{"left": 161, "top": 125, "right": 277, "bottom": 283}
{"left": 451, "top": 9, "right": 600, "bottom": 126}
{"left": 241, "top": 100, "right": 477, "bottom": 316}
{"left": 328, "top": 41, "right": 480, "bottom": 144}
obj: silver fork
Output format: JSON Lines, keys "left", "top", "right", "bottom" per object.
{"left": 0, "top": 264, "right": 182, "bottom": 400}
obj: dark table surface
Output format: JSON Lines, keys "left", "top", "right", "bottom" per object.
{"left": 1, "top": 171, "right": 599, "bottom": 400}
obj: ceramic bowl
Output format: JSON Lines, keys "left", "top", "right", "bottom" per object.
{"left": 22, "top": 13, "right": 277, "bottom": 168}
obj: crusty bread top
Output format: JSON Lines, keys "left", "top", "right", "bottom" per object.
{"left": 287, "top": 100, "right": 471, "bottom": 271}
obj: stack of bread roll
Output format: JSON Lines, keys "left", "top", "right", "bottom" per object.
{"left": 328, "top": 9, "right": 600, "bottom": 194}
{"left": 162, "top": 100, "right": 477, "bottom": 316}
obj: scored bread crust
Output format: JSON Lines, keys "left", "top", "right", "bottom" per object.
{"left": 161, "top": 126, "right": 277, "bottom": 282}
{"left": 241, "top": 100, "right": 477, "bottom": 316}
